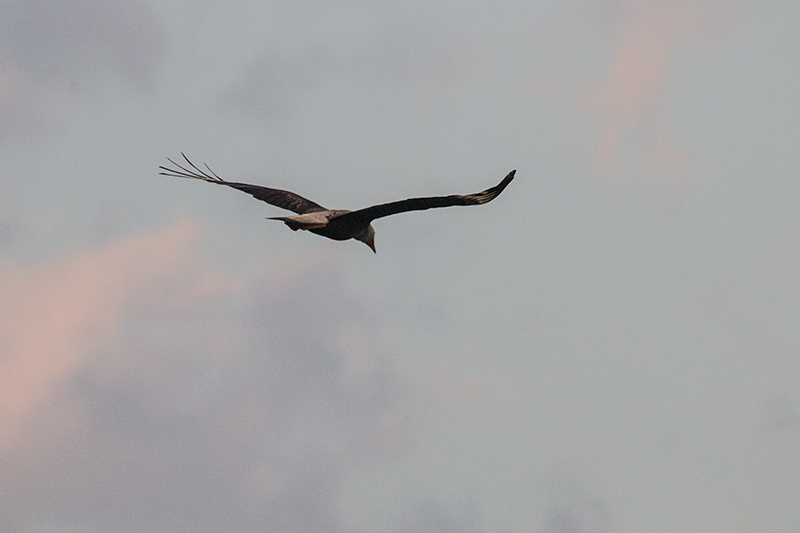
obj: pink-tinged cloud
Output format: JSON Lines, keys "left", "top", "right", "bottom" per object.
{"left": 0, "top": 237, "right": 413, "bottom": 531}
{"left": 0, "top": 219, "right": 237, "bottom": 444}
{"left": 582, "top": 1, "right": 705, "bottom": 178}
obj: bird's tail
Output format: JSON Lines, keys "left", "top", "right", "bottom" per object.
{"left": 266, "top": 217, "right": 301, "bottom": 231}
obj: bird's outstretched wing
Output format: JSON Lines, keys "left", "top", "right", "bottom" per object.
{"left": 331, "top": 169, "right": 516, "bottom": 225}
{"left": 159, "top": 154, "right": 328, "bottom": 214}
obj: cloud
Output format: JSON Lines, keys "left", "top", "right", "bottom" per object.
{"left": 395, "top": 499, "right": 482, "bottom": 533}
{"left": 537, "top": 475, "right": 611, "bottom": 533}
{"left": 219, "top": 45, "right": 332, "bottom": 123}
{"left": 0, "top": 219, "right": 205, "bottom": 445}
{"left": 0, "top": 223, "right": 410, "bottom": 532}
{"left": 578, "top": 0, "right": 740, "bottom": 180}
{"left": 0, "top": 220, "right": 10, "bottom": 247}
{"left": 580, "top": 1, "right": 700, "bottom": 177}
{"left": 0, "top": 0, "right": 165, "bottom": 139}
{"left": 761, "top": 395, "right": 800, "bottom": 434}
{"left": 219, "top": 23, "right": 472, "bottom": 124}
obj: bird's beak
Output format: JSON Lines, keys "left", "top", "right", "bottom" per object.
{"left": 369, "top": 241, "right": 376, "bottom": 253}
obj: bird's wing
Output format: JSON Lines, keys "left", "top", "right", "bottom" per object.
{"left": 331, "top": 169, "right": 516, "bottom": 225}
{"left": 160, "top": 154, "right": 328, "bottom": 214}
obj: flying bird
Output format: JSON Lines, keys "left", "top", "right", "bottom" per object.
{"left": 160, "top": 154, "right": 515, "bottom": 253}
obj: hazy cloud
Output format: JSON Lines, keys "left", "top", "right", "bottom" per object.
{"left": 762, "top": 395, "right": 800, "bottom": 434}
{"left": 0, "top": 219, "right": 203, "bottom": 444}
{"left": 396, "top": 499, "right": 482, "bottom": 533}
{"left": 580, "top": 1, "right": 698, "bottom": 177}
{"left": 220, "top": 24, "right": 472, "bottom": 124}
{"left": 0, "top": 0, "right": 165, "bottom": 138}
{"left": 0, "top": 220, "right": 9, "bottom": 247}
{"left": 537, "top": 475, "right": 610, "bottom": 533}
{"left": 0, "top": 224, "right": 410, "bottom": 532}
{"left": 579, "top": 0, "right": 739, "bottom": 180}
{"left": 220, "top": 45, "right": 332, "bottom": 123}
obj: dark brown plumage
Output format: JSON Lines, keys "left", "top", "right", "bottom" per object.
{"left": 160, "top": 154, "right": 515, "bottom": 253}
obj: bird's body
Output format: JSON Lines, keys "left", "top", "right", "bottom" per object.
{"left": 160, "top": 154, "right": 515, "bottom": 253}
{"left": 269, "top": 210, "right": 373, "bottom": 242}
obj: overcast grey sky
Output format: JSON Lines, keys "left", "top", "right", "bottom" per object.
{"left": 1, "top": 1, "right": 799, "bottom": 532}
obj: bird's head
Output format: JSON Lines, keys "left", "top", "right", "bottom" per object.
{"left": 355, "top": 224, "right": 376, "bottom": 253}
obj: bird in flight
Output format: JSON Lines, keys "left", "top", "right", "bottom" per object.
{"left": 160, "top": 154, "right": 515, "bottom": 253}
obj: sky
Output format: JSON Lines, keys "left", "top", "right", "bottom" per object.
{"left": 1, "top": 0, "right": 799, "bottom": 532}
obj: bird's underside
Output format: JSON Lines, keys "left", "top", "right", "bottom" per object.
{"left": 160, "top": 154, "right": 515, "bottom": 253}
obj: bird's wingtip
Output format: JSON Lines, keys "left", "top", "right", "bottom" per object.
{"left": 497, "top": 169, "right": 516, "bottom": 188}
